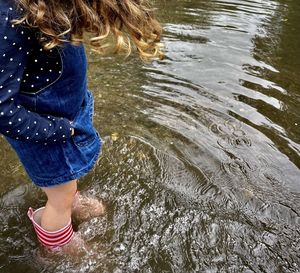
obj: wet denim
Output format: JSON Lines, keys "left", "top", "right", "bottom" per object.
{"left": 0, "top": 0, "right": 102, "bottom": 187}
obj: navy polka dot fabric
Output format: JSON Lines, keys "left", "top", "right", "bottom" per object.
{"left": 0, "top": 1, "right": 73, "bottom": 143}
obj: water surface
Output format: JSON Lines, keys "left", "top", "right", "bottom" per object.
{"left": 0, "top": 0, "right": 300, "bottom": 272}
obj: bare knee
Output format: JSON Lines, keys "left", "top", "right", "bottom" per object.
{"left": 42, "top": 179, "right": 78, "bottom": 210}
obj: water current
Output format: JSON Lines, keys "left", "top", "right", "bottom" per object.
{"left": 0, "top": 0, "right": 299, "bottom": 272}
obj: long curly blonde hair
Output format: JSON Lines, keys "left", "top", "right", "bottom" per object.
{"left": 12, "top": 0, "right": 164, "bottom": 62}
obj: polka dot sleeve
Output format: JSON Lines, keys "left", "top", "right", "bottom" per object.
{"left": 0, "top": 10, "right": 73, "bottom": 144}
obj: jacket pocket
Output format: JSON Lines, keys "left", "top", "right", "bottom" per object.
{"left": 71, "top": 90, "right": 96, "bottom": 147}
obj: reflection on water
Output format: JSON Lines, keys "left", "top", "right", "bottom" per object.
{"left": 1, "top": 0, "right": 300, "bottom": 272}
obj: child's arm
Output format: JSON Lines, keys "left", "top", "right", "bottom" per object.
{"left": 0, "top": 12, "right": 73, "bottom": 144}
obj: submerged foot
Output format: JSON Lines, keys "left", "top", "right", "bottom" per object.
{"left": 39, "top": 231, "right": 88, "bottom": 257}
{"left": 60, "top": 231, "right": 88, "bottom": 256}
{"left": 72, "top": 191, "right": 105, "bottom": 223}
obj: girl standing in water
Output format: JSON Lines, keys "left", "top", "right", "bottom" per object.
{"left": 0, "top": 0, "right": 163, "bottom": 252}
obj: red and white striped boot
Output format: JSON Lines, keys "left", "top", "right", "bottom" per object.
{"left": 27, "top": 207, "right": 74, "bottom": 253}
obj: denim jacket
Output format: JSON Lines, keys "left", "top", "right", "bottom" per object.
{"left": 0, "top": 0, "right": 73, "bottom": 143}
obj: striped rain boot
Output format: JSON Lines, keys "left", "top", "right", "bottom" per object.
{"left": 27, "top": 207, "right": 74, "bottom": 252}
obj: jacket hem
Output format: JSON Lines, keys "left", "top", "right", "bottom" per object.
{"left": 29, "top": 134, "right": 102, "bottom": 187}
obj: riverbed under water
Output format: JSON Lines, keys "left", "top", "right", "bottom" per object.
{"left": 0, "top": 0, "right": 299, "bottom": 272}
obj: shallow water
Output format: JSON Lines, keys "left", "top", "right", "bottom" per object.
{"left": 1, "top": 0, "right": 300, "bottom": 272}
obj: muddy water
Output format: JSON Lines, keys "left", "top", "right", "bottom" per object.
{"left": 0, "top": 0, "right": 299, "bottom": 272}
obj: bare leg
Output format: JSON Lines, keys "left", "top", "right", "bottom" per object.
{"left": 41, "top": 179, "right": 77, "bottom": 231}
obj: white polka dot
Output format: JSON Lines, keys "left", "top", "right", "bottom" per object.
{"left": 18, "top": 118, "right": 21, "bottom": 121}
{"left": 44, "top": 128, "right": 47, "bottom": 131}
{"left": 36, "top": 133, "right": 38, "bottom": 135}
{"left": 8, "top": 121, "right": 12, "bottom": 125}
{"left": 26, "top": 136, "right": 29, "bottom": 139}
{"left": 10, "top": 58, "right": 13, "bottom": 61}
{"left": 3, "top": 53, "right": 6, "bottom": 57}
{"left": 17, "top": 130, "right": 20, "bottom": 132}
{"left": 4, "top": 36, "right": 7, "bottom": 40}
{"left": 27, "top": 126, "right": 29, "bottom": 129}
{"left": 8, "top": 90, "right": 11, "bottom": 93}
{"left": 1, "top": 112, "right": 4, "bottom": 115}
{"left": 59, "top": 126, "right": 62, "bottom": 129}
{"left": 34, "top": 121, "right": 37, "bottom": 124}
